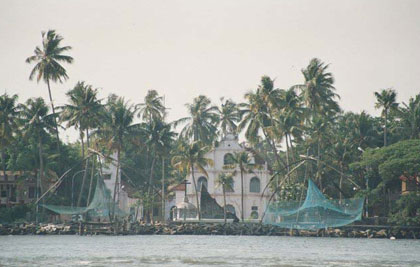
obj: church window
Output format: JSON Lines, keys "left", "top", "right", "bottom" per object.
{"left": 226, "top": 179, "right": 234, "bottom": 192}
{"left": 223, "top": 153, "right": 235, "bottom": 165}
{"left": 250, "top": 177, "right": 260, "bottom": 193}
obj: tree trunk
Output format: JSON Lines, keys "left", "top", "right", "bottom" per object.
{"left": 38, "top": 135, "right": 44, "bottom": 222}
{"left": 241, "top": 168, "right": 244, "bottom": 222}
{"left": 285, "top": 133, "right": 291, "bottom": 183}
{"left": 317, "top": 140, "right": 322, "bottom": 191}
{"left": 38, "top": 135, "right": 44, "bottom": 197}
{"left": 191, "top": 165, "right": 201, "bottom": 220}
{"left": 384, "top": 111, "right": 388, "bottom": 146}
{"left": 339, "top": 163, "right": 343, "bottom": 202}
{"left": 1, "top": 149, "right": 8, "bottom": 204}
{"left": 112, "top": 147, "right": 121, "bottom": 221}
{"left": 148, "top": 155, "right": 156, "bottom": 223}
{"left": 223, "top": 184, "right": 227, "bottom": 224}
{"left": 161, "top": 157, "right": 165, "bottom": 221}
{"left": 46, "top": 79, "right": 60, "bottom": 153}
{"left": 77, "top": 129, "right": 90, "bottom": 207}
{"left": 87, "top": 156, "right": 95, "bottom": 206}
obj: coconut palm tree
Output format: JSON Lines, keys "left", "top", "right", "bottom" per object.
{"left": 175, "top": 95, "right": 219, "bottom": 145}
{"left": 20, "top": 98, "right": 56, "bottom": 207}
{"left": 216, "top": 98, "right": 240, "bottom": 137}
{"left": 398, "top": 94, "right": 420, "bottom": 140}
{"left": 26, "top": 30, "right": 73, "bottom": 149}
{"left": 98, "top": 94, "right": 138, "bottom": 219}
{"left": 0, "top": 93, "right": 19, "bottom": 202}
{"left": 238, "top": 79, "right": 286, "bottom": 172}
{"left": 171, "top": 140, "right": 212, "bottom": 220}
{"left": 274, "top": 88, "right": 305, "bottom": 171}
{"left": 136, "top": 89, "right": 166, "bottom": 123}
{"left": 227, "top": 151, "right": 254, "bottom": 222}
{"left": 293, "top": 58, "right": 340, "bottom": 116}
{"left": 374, "top": 89, "right": 398, "bottom": 146}
{"left": 60, "top": 81, "right": 103, "bottom": 206}
{"left": 216, "top": 172, "right": 234, "bottom": 224}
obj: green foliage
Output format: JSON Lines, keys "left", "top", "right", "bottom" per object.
{"left": 0, "top": 204, "right": 34, "bottom": 223}
{"left": 352, "top": 140, "right": 420, "bottom": 184}
{"left": 388, "top": 193, "right": 420, "bottom": 226}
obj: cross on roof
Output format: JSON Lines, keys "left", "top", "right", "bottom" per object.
{"left": 180, "top": 180, "right": 191, "bottom": 198}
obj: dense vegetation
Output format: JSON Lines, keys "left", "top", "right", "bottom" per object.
{"left": 1, "top": 30, "right": 420, "bottom": 225}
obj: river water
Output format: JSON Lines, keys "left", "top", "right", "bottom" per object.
{"left": 1, "top": 235, "right": 419, "bottom": 266}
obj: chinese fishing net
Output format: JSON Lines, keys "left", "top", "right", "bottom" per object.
{"left": 263, "top": 179, "right": 364, "bottom": 229}
{"left": 41, "top": 175, "right": 127, "bottom": 219}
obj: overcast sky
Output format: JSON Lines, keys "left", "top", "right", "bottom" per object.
{"left": 1, "top": 0, "right": 420, "bottom": 142}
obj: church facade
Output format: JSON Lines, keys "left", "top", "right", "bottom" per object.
{"left": 170, "top": 134, "right": 272, "bottom": 221}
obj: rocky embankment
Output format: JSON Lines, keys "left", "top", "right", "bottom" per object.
{"left": 1, "top": 222, "right": 419, "bottom": 239}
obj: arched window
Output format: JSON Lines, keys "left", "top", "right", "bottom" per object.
{"left": 250, "top": 177, "right": 260, "bottom": 193}
{"left": 226, "top": 204, "right": 236, "bottom": 215}
{"left": 197, "top": 176, "right": 208, "bottom": 192}
{"left": 226, "top": 179, "right": 234, "bottom": 192}
{"left": 223, "top": 153, "right": 235, "bottom": 165}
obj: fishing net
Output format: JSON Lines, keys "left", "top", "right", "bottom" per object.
{"left": 41, "top": 175, "right": 128, "bottom": 219}
{"left": 263, "top": 179, "right": 364, "bottom": 229}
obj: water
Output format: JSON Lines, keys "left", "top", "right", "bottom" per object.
{"left": 1, "top": 235, "right": 420, "bottom": 266}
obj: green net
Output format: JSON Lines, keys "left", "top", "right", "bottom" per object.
{"left": 41, "top": 175, "right": 128, "bottom": 219}
{"left": 263, "top": 179, "right": 364, "bottom": 229}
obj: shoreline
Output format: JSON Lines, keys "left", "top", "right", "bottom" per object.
{"left": 1, "top": 222, "right": 419, "bottom": 239}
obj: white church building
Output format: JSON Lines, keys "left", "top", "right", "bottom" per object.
{"left": 101, "top": 134, "right": 272, "bottom": 222}
{"left": 168, "top": 134, "right": 272, "bottom": 221}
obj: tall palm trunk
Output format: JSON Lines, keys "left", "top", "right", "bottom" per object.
{"left": 148, "top": 154, "right": 156, "bottom": 223}
{"left": 77, "top": 129, "right": 90, "bottom": 207}
{"left": 384, "top": 111, "right": 388, "bottom": 146}
{"left": 87, "top": 157, "right": 95, "bottom": 206}
{"left": 240, "top": 168, "right": 244, "bottom": 222}
{"left": 37, "top": 135, "right": 44, "bottom": 222}
{"left": 285, "top": 133, "right": 291, "bottom": 183}
{"left": 1, "top": 148, "right": 7, "bottom": 203}
{"left": 112, "top": 147, "right": 121, "bottom": 221}
{"left": 317, "top": 140, "right": 322, "bottom": 191}
{"left": 46, "top": 79, "right": 60, "bottom": 152}
{"left": 190, "top": 165, "right": 201, "bottom": 220}
{"left": 222, "top": 184, "right": 227, "bottom": 224}
{"left": 339, "top": 162, "right": 343, "bottom": 202}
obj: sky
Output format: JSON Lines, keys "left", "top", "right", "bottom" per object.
{"left": 1, "top": 0, "right": 420, "bottom": 142}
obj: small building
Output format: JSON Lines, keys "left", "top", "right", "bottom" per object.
{"left": 101, "top": 154, "right": 139, "bottom": 219}
{"left": 0, "top": 171, "right": 54, "bottom": 207}
{"left": 400, "top": 174, "right": 420, "bottom": 195}
{"left": 169, "top": 134, "right": 272, "bottom": 221}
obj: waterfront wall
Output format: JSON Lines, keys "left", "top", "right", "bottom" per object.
{"left": 1, "top": 222, "right": 419, "bottom": 239}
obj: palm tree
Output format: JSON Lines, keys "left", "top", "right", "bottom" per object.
{"left": 238, "top": 78, "right": 286, "bottom": 172}
{"left": 216, "top": 172, "right": 234, "bottom": 224}
{"left": 26, "top": 30, "right": 73, "bottom": 149}
{"left": 171, "top": 141, "right": 212, "bottom": 220}
{"left": 398, "top": 94, "right": 420, "bottom": 139}
{"left": 374, "top": 89, "right": 398, "bottom": 146}
{"left": 293, "top": 58, "right": 340, "bottom": 116}
{"left": 136, "top": 89, "right": 166, "bottom": 123}
{"left": 60, "top": 81, "right": 103, "bottom": 206}
{"left": 20, "top": 98, "right": 56, "bottom": 217}
{"left": 0, "top": 93, "right": 19, "bottom": 202}
{"left": 228, "top": 151, "right": 254, "bottom": 222}
{"left": 216, "top": 98, "right": 240, "bottom": 137}
{"left": 175, "top": 95, "right": 219, "bottom": 145}
{"left": 141, "top": 119, "right": 176, "bottom": 221}
{"left": 98, "top": 94, "right": 138, "bottom": 219}
{"left": 274, "top": 88, "right": 305, "bottom": 173}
